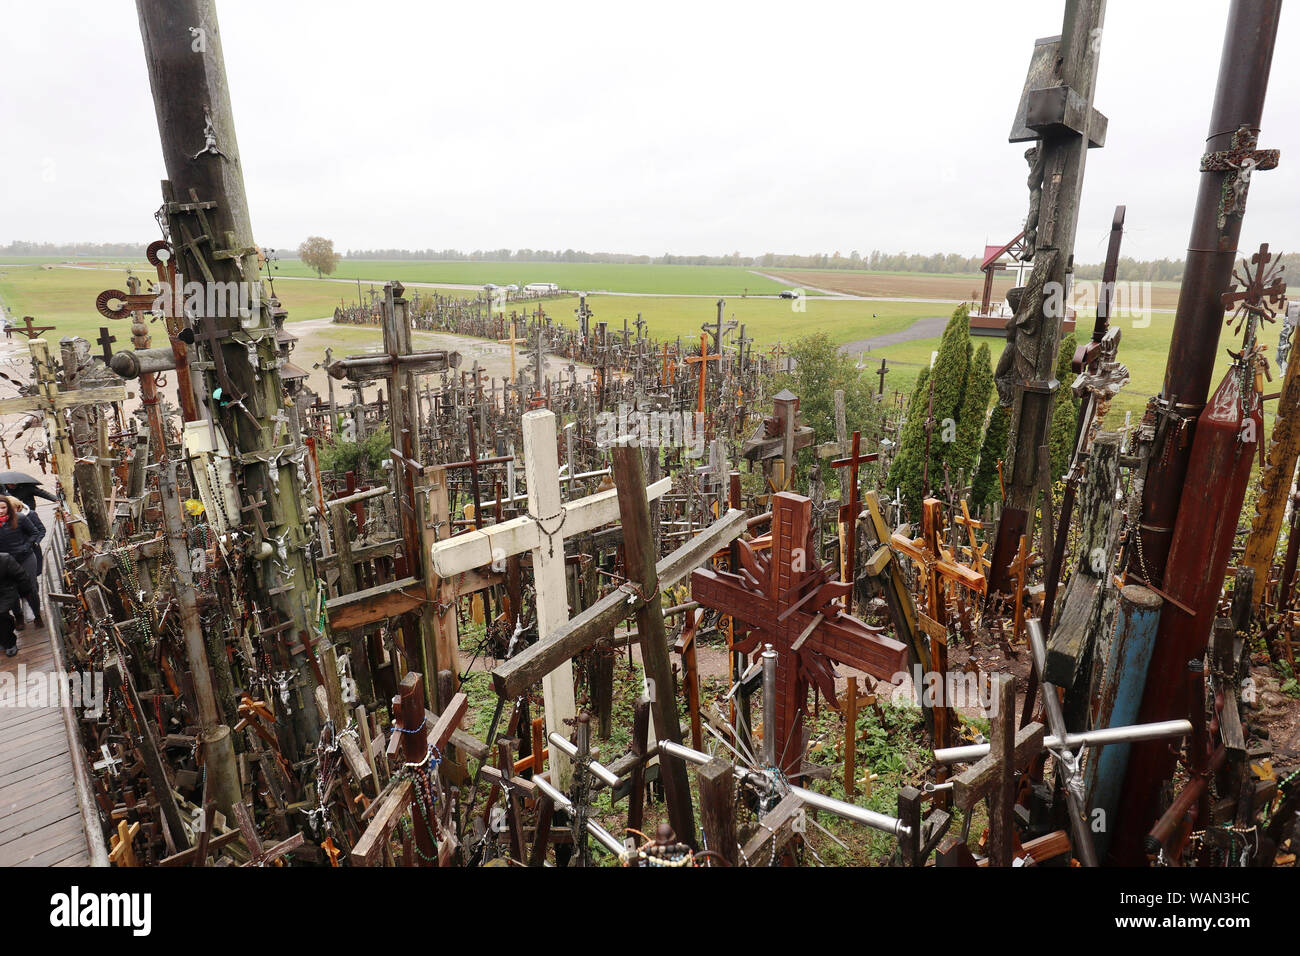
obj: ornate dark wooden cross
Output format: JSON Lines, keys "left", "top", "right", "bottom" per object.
{"left": 1200, "top": 125, "right": 1280, "bottom": 232}
{"left": 831, "top": 430, "right": 878, "bottom": 594}
{"left": 692, "top": 492, "right": 909, "bottom": 775}
{"left": 1221, "top": 242, "right": 1287, "bottom": 338}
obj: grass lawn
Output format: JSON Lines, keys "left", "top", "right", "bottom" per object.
{"left": 864, "top": 307, "right": 1238, "bottom": 426}
{"left": 0, "top": 263, "right": 390, "bottom": 342}
{"left": 0, "top": 260, "right": 1211, "bottom": 435}
{"left": 272, "top": 259, "right": 794, "bottom": 297}
{"left": 540, "top": 293, "right": 942, "bottom": 350}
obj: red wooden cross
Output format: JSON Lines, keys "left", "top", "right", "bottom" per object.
{"left": 831, "top": 430, "right": 879, "bottom": 593}
{"left": 691, "top": 492, "right": 908, "bottom": 775}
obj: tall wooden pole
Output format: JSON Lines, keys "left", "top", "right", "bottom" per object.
{"left": 989, "top": 0, "right": 1108, "bottom": 590}
{"left": 137, "top": 0, "right": 322, "bottom": 750}
{"left": 610, "top": 443, "right": 697, "bottom": 847}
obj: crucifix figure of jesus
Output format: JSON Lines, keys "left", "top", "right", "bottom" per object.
{"left": 692, "top": 492, "right": 909, "bottom": 775}
{"left": 429, "top": 409, "right": 670, "bottom": 786}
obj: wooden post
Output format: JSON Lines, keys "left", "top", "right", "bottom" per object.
{"left": 138, "top": 0, "right": 326, "bottom": 752}
{"left": 627, "top": 697, "right": 649, "bottom": 835}
{"left": 698, "top": 756, "right": 737, "bottom": 866}
{"left": 988, "top": 673, "right": 1017, "bottom": 867}
{"left": 398, "top": 673, "right": 436, "bottom": 866}
{"left": 843, "top": 676, "right": 859, "bottom": 798}
{"left": 611, "top": 442, "right": 696, "bottom": 846}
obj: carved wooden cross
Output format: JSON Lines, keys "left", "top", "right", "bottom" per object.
{"left": 1221, "top": 242, "right": 1287, "bottom": 339}
{"left": 743, "top": 389, "right": 815, "bottom": 494}
{"left": 1200, "top": 125, "right": 1279, "bottom": 230}
{"left": 692, "top": 492, "right": 909, "bottom": 774}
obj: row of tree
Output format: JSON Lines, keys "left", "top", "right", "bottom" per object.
{"left": 13, "top": 238, "right": 1298, "bottom": 284}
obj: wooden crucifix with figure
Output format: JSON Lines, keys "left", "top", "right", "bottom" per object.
{"left": 692, "top": 492, "right": 909, "bottom": 775}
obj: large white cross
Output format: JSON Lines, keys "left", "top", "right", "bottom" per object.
{"left": 429, "top": 409, "right": 669, "bottom": 787}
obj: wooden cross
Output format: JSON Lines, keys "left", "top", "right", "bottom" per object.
{"left": 96, "top": 326, "right": 117, "bottom": 364}
{"left": 684, "top": 332, "right": 721, "bottom": 417}
{"left": 891, "top": 498, "right": 986, "bottom": 752}
{"left": 954, "top": 500, "right": 990, "bottom": 574}
{"left": 692, "top": 492, "right": 909, "bottom": 775}
{"left": 429, "top": 409, "right": 671, "bottom": 785}
{"left": 840, "top": 676, "right": 877, "bottom": 798}
{"left": 15, "top": 315, "right": 55, "bottom": 340}
{"left": 876, "top": 357, "right": 890, "bottom": 395}
{"left": 231, "top": 800, "right": 304, "bottom": 867}
{"left": 498, "top": 319, "right": 527, "bottom": 386}
{"left": 831, "top": 431, "right": 879, "bottom": 595}
{"left": 1220, "top": 242, "right": 1287, "bottom": 338}
{"left": 660, "top": 343, "right": 677, "bottom": 386}
{"left": 743, "top": 389, "right": 815, "bottom": 493}
{"left": 702, "top": 298, "right": 737, "bottom": 355}
{"left": 0, "top": 337, "right": 126, "bottom": 548}
{"left": 1199, "top": 125, "right": 1280, "bottom": 230}
{"left": 949, "top": 674, "right": 1044, "bottom": 866}
{"left": 108, "top": 819, "right": 142, "bottom": 867}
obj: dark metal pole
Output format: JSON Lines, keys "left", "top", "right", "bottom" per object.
{"left": 1127, "top": 0, "right": 1282, "bottom": 589}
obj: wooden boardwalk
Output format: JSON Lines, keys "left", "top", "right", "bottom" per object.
{"left": 0, "top": 617, "right": 92, "bottom": 866}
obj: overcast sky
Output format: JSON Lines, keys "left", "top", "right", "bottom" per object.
{"left": 2, "top": 1, "right": 1297, "bottom": 262}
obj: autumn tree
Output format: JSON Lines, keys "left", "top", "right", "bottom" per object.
{"left": 299, "top": 236, "right": 340, "bottom": 277}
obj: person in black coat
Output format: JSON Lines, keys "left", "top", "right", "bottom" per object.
{"left": 3, "top": 482, "right": 55, "bottom": 534}
{"left": 0, "top": 496, "right": 43, "bottom": 628}
{"left": 0, "top": 551, "right": 34, "bottom": 656}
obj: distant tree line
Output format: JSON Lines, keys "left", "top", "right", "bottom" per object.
{"left": 0, "top": 240, "right": 148, "bottom": 257}
{"left": 11, "top": 239, "right": 1300, "bottom": 284}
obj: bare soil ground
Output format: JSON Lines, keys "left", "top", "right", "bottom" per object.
{"left": 766, "top": 269, "right": 1183, "bottom": 311}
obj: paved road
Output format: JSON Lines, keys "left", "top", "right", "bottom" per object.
{"left": 838, "top": 315, "right": 949, "bottom": 357}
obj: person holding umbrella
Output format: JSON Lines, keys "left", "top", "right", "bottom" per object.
{"left": 0, "top": 472, "right": 57, "bottom": 534}
{"left": 0, "top": 495, "right": 43, "bottom": 630}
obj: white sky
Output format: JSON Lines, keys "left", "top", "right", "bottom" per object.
{"left": 2, "top": 0, "right": 1298, "bottom": 262}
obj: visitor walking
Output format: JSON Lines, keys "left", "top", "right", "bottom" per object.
{"left": 0, "top": 496, "right": 44, "bottom": 630}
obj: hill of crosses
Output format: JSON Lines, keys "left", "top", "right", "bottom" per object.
{"left": 2, "top": 0, "right": 1297, "bottom": 882}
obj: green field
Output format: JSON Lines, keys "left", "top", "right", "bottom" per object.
{"left": 271, "top": 259, "right": 794, "bottom": 297}
{"left": 0, "top": 261, "right": 1191, "bottom": 429}
{"left": 864, "top": 308, "right": 1228, "bottom": 424}
{"left": 0, "top": 263, "right": 376, "bottom": 341}
{"left": 519, "top": 293, "right": 940, "bottom": 350}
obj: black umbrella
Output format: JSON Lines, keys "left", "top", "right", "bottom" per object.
{"left": 0, "top": 471, "right": 40, "bottom": 485}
